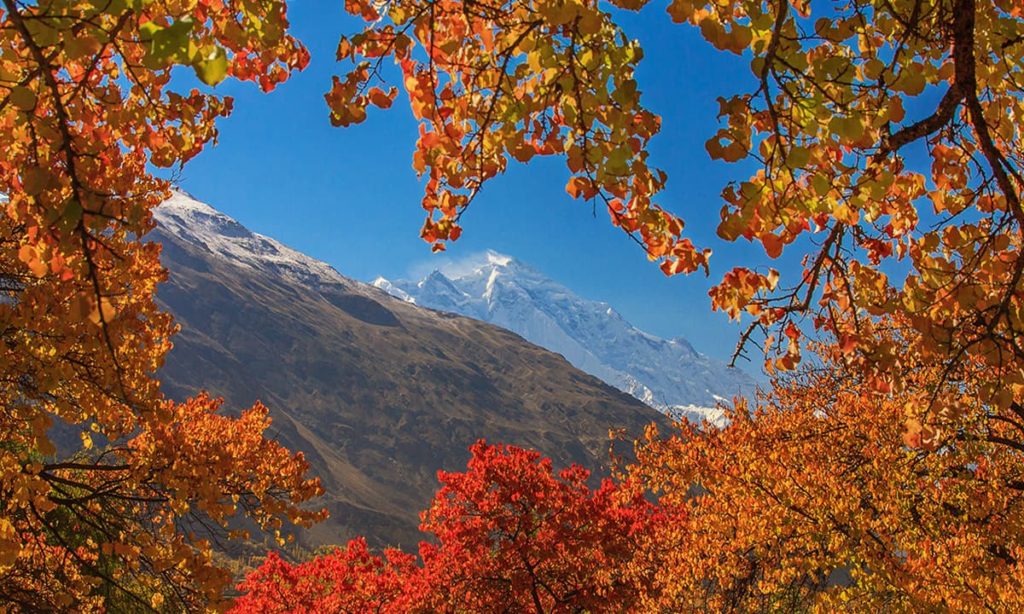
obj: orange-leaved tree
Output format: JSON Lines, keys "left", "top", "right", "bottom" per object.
{"left": 632, "top": 320, "right": 1024, "bottom": 610}
{"left": 329, "top": 0, "right": 1024, "bottom": 418}
{"left": 417, "top": 441, "right": 669, "bottom": 612}
{"left": 232, "top": 441, "right": 675, "bottom": 613}
{"left": 320, "top": 0, "right": 1024, "bottom": 608}
{"left": 0, "top": 0, "right": 323, "bottom": 610}
{"left": 327, "top": 0, "right": 710, "bottom": 273}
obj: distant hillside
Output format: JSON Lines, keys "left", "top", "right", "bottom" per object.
{"left": 152, "top": 193, "right": 668, "bottom": 549}
{"left": 375, "top": 250, "right": 756, "bottom": 425}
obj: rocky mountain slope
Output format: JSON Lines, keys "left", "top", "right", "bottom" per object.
{"left": 152, "top": 192, "right": 667, "bottom": 549}
{"left": 374, "top": 251, "right": 756, "bottom": 424}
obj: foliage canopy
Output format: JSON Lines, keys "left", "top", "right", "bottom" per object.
{"left": 0, "top": 0, "right": 322, "bottom": 609}
{"left": 4, "top": 0, "right": 1024, "bottom": 609}
{"left": 321, "top": 0, "right": 1024, "bottom": 608}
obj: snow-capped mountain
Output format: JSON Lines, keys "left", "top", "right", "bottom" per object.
{"left": 154, "top": 191, "right": 352, "bottom": 289}
{"left": 373, "top": 251, "right": 756, "bottom": 423}
{"left": 152, "top": 192, "right": 666, "bottom": 547}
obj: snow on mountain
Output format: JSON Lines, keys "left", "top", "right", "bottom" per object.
{"left": 370, "top": 277, "right": 415, "bottom": 303}
{"left": 154, "top": 191, "right": 352, "bottom": 289}
{"left": 153, "top": 192, "right": 753, "bottom": 425}
{"left": 153, "top": 193, "right": 668, "bottom": 548}
{"left": 373, "top": 251, "right": 756, "bottom": 424}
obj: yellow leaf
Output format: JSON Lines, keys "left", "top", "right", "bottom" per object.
{"left": 88, "top": 296, "right": 118, "bottom": 326}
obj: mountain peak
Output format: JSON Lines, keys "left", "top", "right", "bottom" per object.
{"left": 424, "top": 268, "right": 454, "bottom": 282}
{"left": 482, "top": 249, "right": 514, "bottom": 268}
{"left": 376, "top": 251, "right": 756, "bottom": 421}
{"left": 454, "top": 249, "right": 516, "bottom": 271}
{"left": 425, "top": 249, "right": 529, "bottom": 282}
{"left": 153, "top": 191, "right": 350, "bottom": 289}
{"left": 370, "top": 277, "right": 415, "bottom": 303}
{"left": 154, "top": 197, "right": 665, "bottom": 549}
{"left": 155, "top": 189, "right": 239, "bottom": 228}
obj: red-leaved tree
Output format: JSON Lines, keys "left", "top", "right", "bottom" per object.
{"left": 232, "top": 440, "right": 675, "bottom": 613}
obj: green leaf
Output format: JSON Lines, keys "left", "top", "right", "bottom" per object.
{"left": 192, "top": 45, "right": 228, "bottom": 86}
{"left": 57, "top": 200, "right": 83, "bottom": 233}
{"left": 812, "top": 173, "right": 831, "bottom": 197}
{"left": 785, "top": 146, "right": 810, "bottom": 169}
{"left": 605, "top": 146, "right": 631, "bottom": 175}
{"left": 145, "top": 18, "right": 195, "bottom": 67}
{"left": 25, "top": 19, "right": 59, "bottom": 48}
{"left": 841, "top": 116, "right": 865, "bottom": 141}
{"left": 897, "top": 70, "right": 925, "bottom": 96}
{"left": 139, "top": 21, "right": 161, "bottom": 40}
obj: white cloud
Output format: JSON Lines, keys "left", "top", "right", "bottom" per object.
{"left": 404, "top": 249, "right": 514, "bottom": 280}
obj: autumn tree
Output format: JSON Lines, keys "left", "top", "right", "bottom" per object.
{"left": 5, "top": 0, "right": 1023, "bottom": 608}
{"left": 231, "top": 538, "right": 423, "bottom": 614}
{"left": 418, "top": 441, "right": 669, "bottom": 612}
{"left": 0, "top": 0, "right": 323, "bottom": 610}
{"left": 320, "top": 0, "right": 1024, "bottom": 608}
{"left": 330, "top": 0, "right": 1024, "bottom": 403}
{"left": 628, "top": 322, "right": 1024, "bottom": 610}
{"left": 232, "top": 441, "right": 674, "bottom": 613}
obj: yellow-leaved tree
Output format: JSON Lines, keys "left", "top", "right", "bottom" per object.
{"left": 7, "top": 0, "right": 1024, "bottom": 610}
{"left": 319, "top": 0, "right": 1024, "bottom": 608}
{"left": 0, "top": 1, "right": 323, "bottom": 610}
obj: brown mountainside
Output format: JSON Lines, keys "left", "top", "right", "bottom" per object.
{"left": 152, "top": 193, "right": 667, "bottom": 549}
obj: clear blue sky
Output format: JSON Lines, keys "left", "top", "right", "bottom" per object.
{"left": 167, "top": 3, "right": 797, "bottom": 368}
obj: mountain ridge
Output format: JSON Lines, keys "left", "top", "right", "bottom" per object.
{"left": 152, "top": 192, "right": 668, "bottom": 549}
{"left": 373, "top": 250, "right": 756, "bottom": 424}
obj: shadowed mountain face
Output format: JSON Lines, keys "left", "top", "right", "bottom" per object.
{"left": 152, "top": 193, "right": 667, "bottom": 549}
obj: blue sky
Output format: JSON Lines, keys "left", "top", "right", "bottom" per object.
{"left": 166, "top": 3, "right": 793, "bottom": 367}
